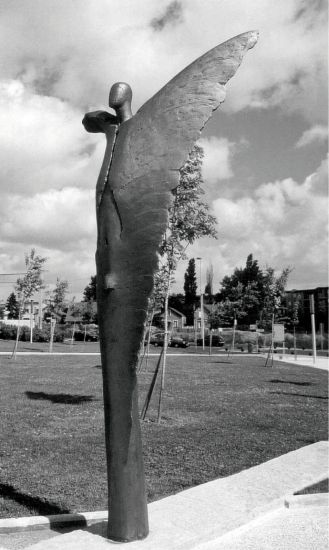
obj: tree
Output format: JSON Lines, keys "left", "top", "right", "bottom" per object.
{"left": 168, "top": 293, "right": 185, "bottom": 312}
{"left": 184, "top": 258, "right": 197, "bottom": 303}
{"left": 259, "top": 266, "right": 293, "bottom": 329}
{"left": 82, "top": 275, "right": 98, "bottom": 323}
{"left": 217, "top": 254, "right": 264, "bottom": 326}
{"left": 12, "top": 249, "right": 47, "bottom": 358}
{"left": 47, "top": 278, "right": 68, "bottom": 322}
{"left": 140, "top": 265, "right": 169, "bottom": 365}
{"left": 159, "top": 144, "right": 217, "bottom": 330}
{"left": 184, "top": 258, "right": 197, "bottom": 324}
{"left": 83, "top": 276, "right": 97, "bottom": 302}
{"left": 217, "top": 255, "right": 292, "bottom": 328}
{"left": 6, "top": 292, "right": 19, "bottom": 319}
{"left": 154, "top": 144, "right": 217, "bottom": 421}
{"left": 216, "top": 284, "right": 248, "bottom": 327}
{"left": 204, "top": 263, "right": 214, "bottom": 300}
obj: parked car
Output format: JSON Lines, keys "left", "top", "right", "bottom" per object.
{"left": 74, "top": 324, "right": 99, "bottom": 342}
{"left": 149, "top": 333, "right": 165, "bottom": 346}
{"left": 149, "top": 334, "right": 189, "bottom": 348}
{"left": 197, "top": 335, "right": 225, "bottom": 347}
{"left": 169, "top": 336, "right": 189, "bottom": 348}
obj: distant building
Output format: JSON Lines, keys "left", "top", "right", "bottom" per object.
{"left": 194, "top": 304, "right": 217, "bottom": 329}
{"left": 156, "top": 307, "right": 186, "bottom": 330}
{"left": 285, "top": 287, "right": 328, "bottom": 332}
{"left": 0, "top": 299, "right": 46, "bottom": 328}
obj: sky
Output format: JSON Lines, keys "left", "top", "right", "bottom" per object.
{"left": 0, "top": 0, "right": 328, "bottom": 301}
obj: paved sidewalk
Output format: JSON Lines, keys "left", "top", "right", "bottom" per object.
{"left": 0, "top": 442, "right": 327, "bottom": 549}
{"left": 273, "top": 354, "right": 329, "bottom": 371}
{"left": 193, "top": 500, "right": 328, "bottom": 549}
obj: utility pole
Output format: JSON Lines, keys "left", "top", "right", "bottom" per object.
{"left": 319, "top": 323, "right": 324, "bottom": 351}
{"left": 310, "top": 294, "right": 317, "bottom": 364}
{"left": 38, "top": 288, "right": 43, "bottom": 329}
{"left": 30, "top": 299, "right": 33, "bottom": 343}
{"left": 197, "top": 257, "right": 204, "bottom": 350}
{"left": 228, "top": 314, "right": 237, "bottom": 357}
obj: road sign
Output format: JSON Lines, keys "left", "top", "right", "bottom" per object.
{"left": 273, "top": 323, "right": 284, "bottom": 342}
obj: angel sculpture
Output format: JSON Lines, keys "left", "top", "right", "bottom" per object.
{"left": 83, "top": 30, "right": 258, "bottom": 542}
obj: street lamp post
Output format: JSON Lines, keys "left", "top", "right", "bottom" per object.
{"left": 197, "top": 257, "right": 205, "bottom": 350}
{"left": 310, "top": 294, "right": 317, "bottom": 365}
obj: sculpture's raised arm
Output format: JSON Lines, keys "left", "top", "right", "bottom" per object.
{"left": 83, "top": 30, "right": 258, "bottom": 543}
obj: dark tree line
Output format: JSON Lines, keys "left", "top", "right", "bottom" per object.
{"left": 169, "top": 253, "right": 293, "bottom": 330}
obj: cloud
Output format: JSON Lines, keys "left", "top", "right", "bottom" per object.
{"left": 0, "top": 0, "right": 326, "bottom": 121}
{"left": 150, "top": 1, "right": 184, "bottom": 31}
{"left": 0, "top": 242, "right": 96, "bottom": 300}
{"left": 0, "top": 186, "right": 97, "bottom": 299}
{"left": 199, "top": 137, "right": 235, "bottom": 185}
{"left": 0, "top": 187, "right": 96, "bottom": 251}
{"left": 0, "top": 0, "right": 327, "bottom": 299}
{"left": 172, "top": 155, "right": 329, "bottom": 293}
{"left": 0, "top": 80, "right": 103, "bottom": 195}
{"left": 208, "top": 157, "right": 328, "bottom": 287}
{"left": 295, "top": 125, "right": 328, "bottom": 148}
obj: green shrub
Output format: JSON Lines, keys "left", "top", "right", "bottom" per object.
{"left": 316, "top": 334, "right": 328, "bottom": 350}
{"left": 296, "top": 333, "right": 312, "bottom": 350}
{"left": 0, "top": 323, "right": 65, "bottom": 343}
{"left": 284, "top": 333, "right": 294, "bottom": 349}
{"left": 0, "top": 323, "right": 17, "bottom": 340}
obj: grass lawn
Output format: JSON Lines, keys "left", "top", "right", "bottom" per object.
{"left": 0, "top": 339, "right": 101, "bottom": 354}
{"left": 0, "top": 338, "right": 227, "bottom": 354}
{"left": 0, "top": 354, "right": 327, "bottom": 518}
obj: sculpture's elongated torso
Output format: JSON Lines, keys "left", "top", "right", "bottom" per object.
{"left": 83, "top": 30, "right": 258, "bottom": 542}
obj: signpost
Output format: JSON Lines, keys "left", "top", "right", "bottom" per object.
{"left": 310, "top": 295, "right": 317, "bottom": 364}
{"left": 30, "top": 299, "right": 33, "bottom": 343}
{"left": 320, "top": 323, "right": 324, "bottom": 351}
{"left": 49, "top": 318, "right": 56, "bottom": 353}
{"left": 273, "top": 323, "right": 285, "bottom": 357}
{"left": 265, "top": 314, "right": 279, "bottom": 367}
{"left": 228, "top": 317, "right": 237, "bottom": 357}
{"left": 273, "top": 323, "right": 284, "bottom": 343}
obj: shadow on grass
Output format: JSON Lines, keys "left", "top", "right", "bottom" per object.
{"left": 270, "top": 379, "right": 314, "bottom": 386}
{"left": 0, "top": 482, "right": 71, "bottom": 516}
{"left": 25, "top": 391, "right": 95, "bottom": 404}
{"left": 270, "top": 391, "right": 328, "bottom": 400}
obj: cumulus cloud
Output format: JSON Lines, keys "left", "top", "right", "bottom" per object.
{"left": 172, "top": 157, "right": 328, "bottom": 293}
{"left": 0, "top": 0, "right": 326, "bottom": 121}
{"left": 0, "top": 80, "right": 103, "bottom": 195}
{"left": 150, "top": 1, "right": 184, "bottom": 31}
{"left": 0, "top": 187, "right": 96, "bottom": 250}
{"left": 295, "top": 125, "right": 328, "bottom": 148}
{"left": 0, "top": 186, "right": 97, "bottom": 298}
{"left": 209, "top": 157, "right": 328, "bottom": 287}
{"left": 199, "top": 137, "right": 235, "bottom": 185}
{"left": 0, "top": 242, "right": 96, "bottom": 300}
{"left": 0, "top": 0, "right": 327, "bottom": 298}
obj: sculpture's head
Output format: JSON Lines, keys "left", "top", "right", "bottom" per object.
{"left": 109, "top": 82, "right": 133, "bottom": 122}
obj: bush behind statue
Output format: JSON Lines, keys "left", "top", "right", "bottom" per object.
{"left": 213, "top": 329, "right": 328, "bottom": 351}
{"left": 0, "top": 322, "right": 65, "bottom": 343}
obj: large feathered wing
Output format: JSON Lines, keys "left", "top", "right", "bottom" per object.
{"left": 109, "top": 31, "right": 258, "bottom": 194}
{"left": 99, "top": 31, "right": 258, "bottom": 294}
{"left": 97, "top": 30, "right": 258, "bottom": 357}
